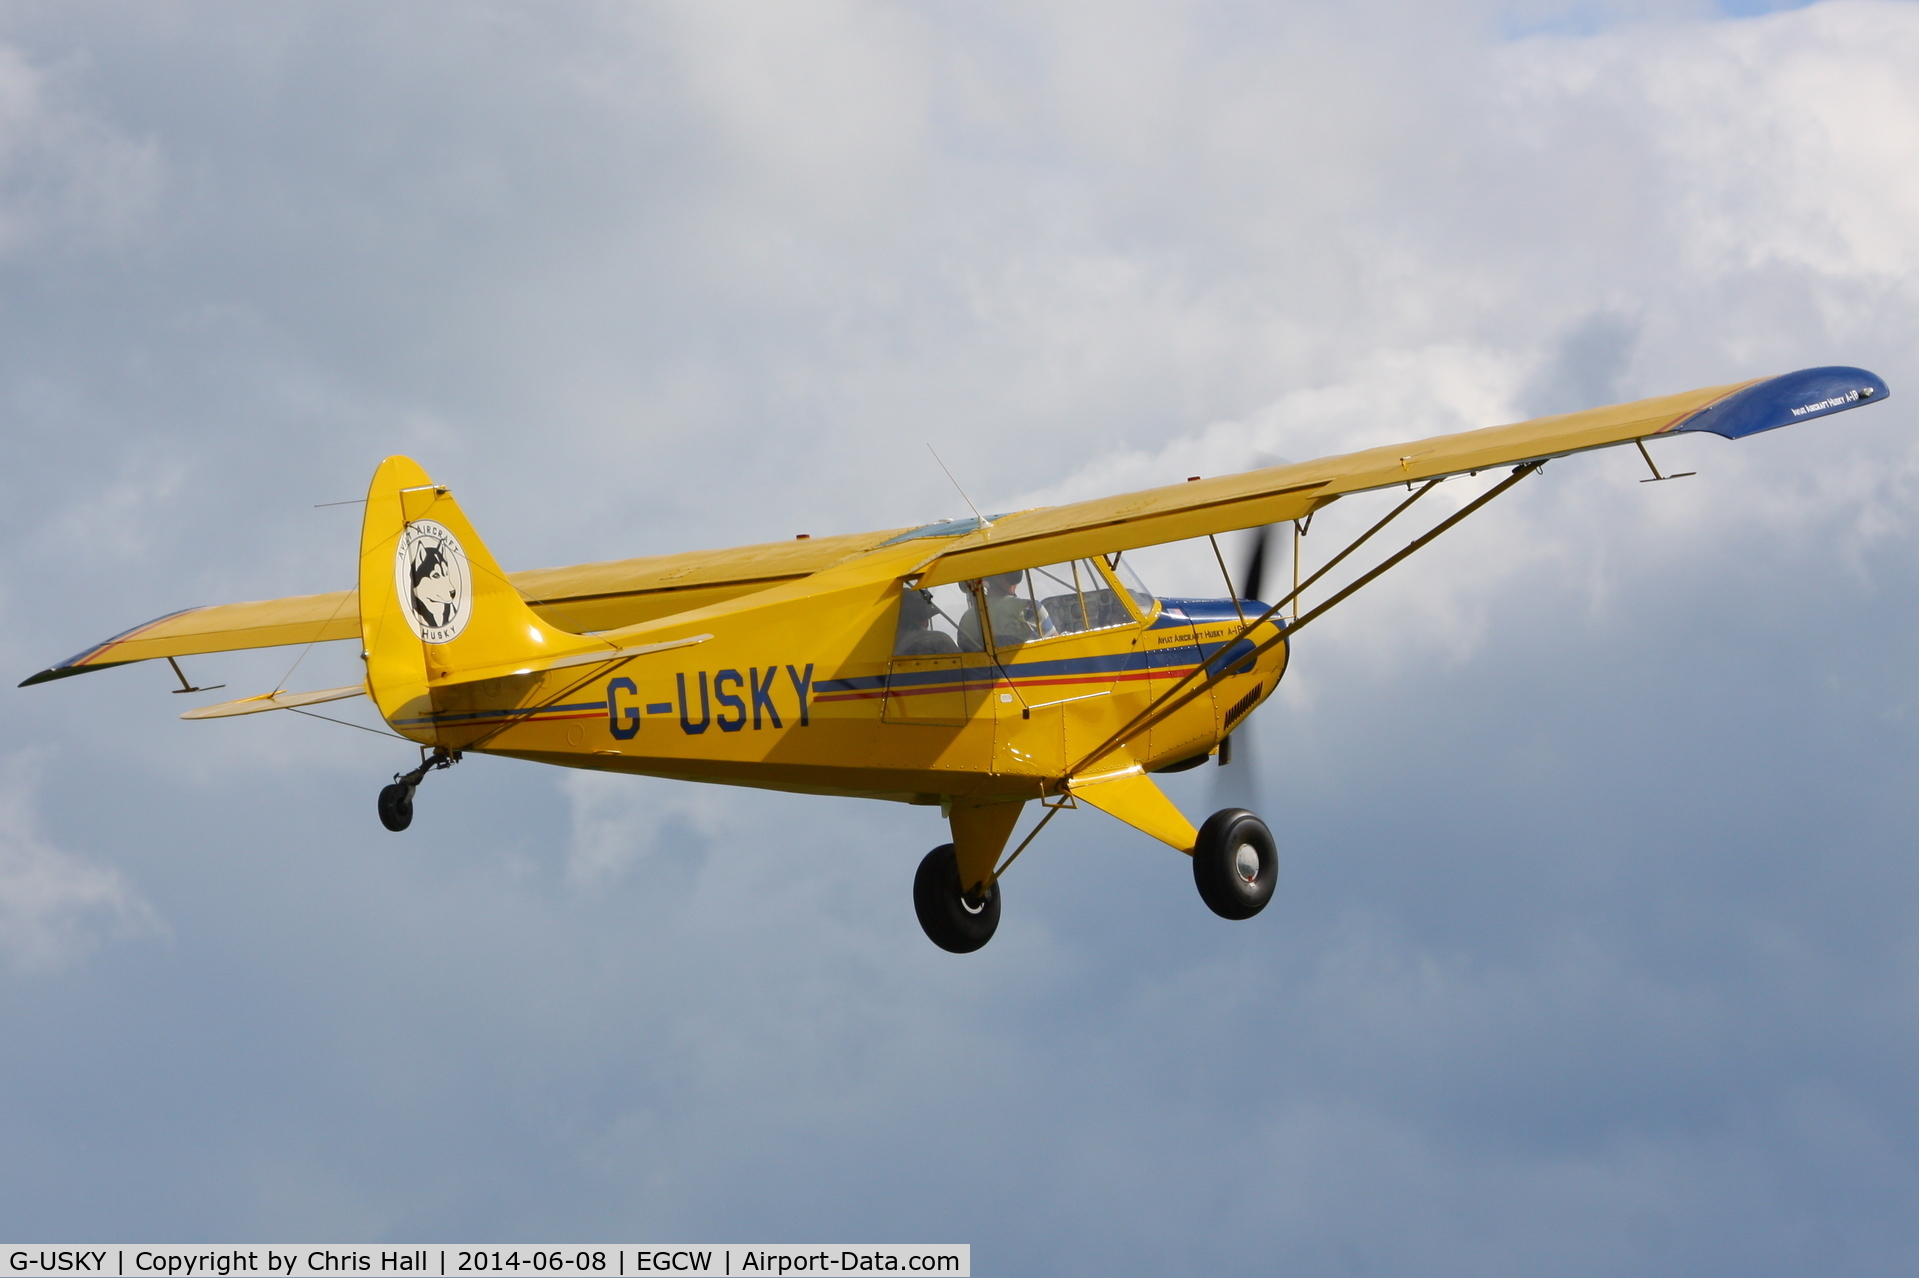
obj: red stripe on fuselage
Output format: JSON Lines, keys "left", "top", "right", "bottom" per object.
{"left": 813, "top": 665, "right": 1205, "bottom": 704}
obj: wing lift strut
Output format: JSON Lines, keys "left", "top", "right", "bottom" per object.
{"left": 982, "top": 459, "right": 1547, "bottom": 889}
{"left": 1073, "top": 458, "right": 1548, "bottom": 781}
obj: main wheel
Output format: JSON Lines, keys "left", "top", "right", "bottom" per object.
{"left": 377, "top": 782, "right": 414, "bottom": 832}
{"left": 913, "top": 843, "right": 1001, "bottom": 953}
{"left": 1192, "top": 808, "right": 1277, "bottom": 919}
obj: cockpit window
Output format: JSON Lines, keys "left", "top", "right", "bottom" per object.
{"left": 895, "top": 581, "right": 984, "bottom": 655}
{"left": 894, "top": 558, "right": 1154, "bottom": 658}
{"left": 963, "top": 559, "right": 1143, "bottom": 652}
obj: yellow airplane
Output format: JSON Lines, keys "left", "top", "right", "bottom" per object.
{"left": 20, "top": 366, "right": 1889, "bottom": 951}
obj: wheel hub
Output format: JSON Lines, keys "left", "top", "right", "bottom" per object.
{"left": 1233, "top": 843, "right": 1260, "bottom": 884}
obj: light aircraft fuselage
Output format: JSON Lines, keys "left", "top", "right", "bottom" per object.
{"left": 20, "top": 364, "right": 1891, "bottom": 950}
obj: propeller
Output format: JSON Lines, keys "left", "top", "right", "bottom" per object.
{"left": 1240, "top": 523, "right": 1272, "bottom": 605}
{"left": 1209, "top": 453, "right": 1291, "bottom": 810}
{"left": 1236, "top": 450, "right": 1290, "bottom": 609}
{"left": 1213, "top": 520, "right": 1282, "bottom": 811}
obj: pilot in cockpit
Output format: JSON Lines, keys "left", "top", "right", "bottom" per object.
{"left": 963, "top": 571, "right": 1040, "bottom": 648}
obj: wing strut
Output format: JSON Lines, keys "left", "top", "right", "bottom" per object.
{"left": 1071, "top": 460, "right": 1545, "bottom": 776}
{"left": 1286, "top": 461, "right": 1542, "bottom": 638}
{"left": 1273, "top": 475, "right": 1442, "bottom": 618}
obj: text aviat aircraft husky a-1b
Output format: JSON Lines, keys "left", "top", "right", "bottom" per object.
{"left": 22, "top": 366, "right": 1889, "bottom": 950}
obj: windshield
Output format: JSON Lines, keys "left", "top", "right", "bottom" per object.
{"left": 1104, "top": 553, "right": 1157, "bottom": 613}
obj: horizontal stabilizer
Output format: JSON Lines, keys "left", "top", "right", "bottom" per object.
{"left": 180, "top": 684, "right": 366, "bottom": 720}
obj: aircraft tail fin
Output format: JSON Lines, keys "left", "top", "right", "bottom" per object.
{"left": 358, "top": 456, "right": 600, "bottom": 739}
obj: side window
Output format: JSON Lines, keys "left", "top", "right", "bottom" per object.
{"left": 895, "top": 582, "right": 985, "bottom": 656}
{"left": 969, "top": 572, "right": 1042, "bottom": 649}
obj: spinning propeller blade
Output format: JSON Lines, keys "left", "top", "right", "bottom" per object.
{"left": 1236, "top": 452, "right": 1290, "bottom": 607}
{"left": 1240, "top": 524, "right": 1271, "bottom": 604}
{"left": 1215, "top": 517, "right": 1280, "bottom": 810}
{"left": 1212, "top": 716, "right": 1263, "bottom": 811}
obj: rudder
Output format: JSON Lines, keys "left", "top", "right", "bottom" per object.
{"left": 358, "top": 456, "right": 591, "bottom": 741}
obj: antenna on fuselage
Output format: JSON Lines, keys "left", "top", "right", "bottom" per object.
{"left": 927, "top": 444, "right": 993, "bottom": 532}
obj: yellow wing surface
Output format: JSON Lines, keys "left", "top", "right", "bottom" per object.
{"left": 19, "top": 526, "right": 904, "bottom": 685}
{"left": 914, "top": 365, "right": 1886, "bottom": 586}
{"left": 20, "top": 365, "right": 1886, "bottom": 686}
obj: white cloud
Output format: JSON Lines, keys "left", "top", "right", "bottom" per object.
{"left": 561, "top": 768, "right": 736, "bottom": 886}
{"left": 0, "top": 41, "right": 159, "bottom": 256}
{"left": 2, "top": 0, "right": 1919, "bottom": 1260}
{"left": 0, "top": 750, "right": 161, "bottom": 971}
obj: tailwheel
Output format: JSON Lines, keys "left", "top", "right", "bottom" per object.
{"left": 913, "top": 843, "right": 1001, "bottom": 953}
{"left": 377, "top": 781, "right": 415, "bottom": 832}
{"left": 376, "top": 749, "right": 458, "bottom": 833}
{"left": 1192, "top": 807, "right": 1277, "bottom": 919}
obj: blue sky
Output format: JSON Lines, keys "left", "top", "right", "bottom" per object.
{"left": 1, "top": 2, "right": 1916, "bottom": 1272}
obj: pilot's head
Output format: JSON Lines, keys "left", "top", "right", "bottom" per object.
{"left": 900, "top": 588, "right": 936, "bottom": 628}
{"left": 985, "top": 571, "right": 1022, "bottom": 596}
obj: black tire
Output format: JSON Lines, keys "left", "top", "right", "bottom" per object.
{"left": 378, "top": 782, "right": 414, "bottom": 832}
{"left": 913, "top": 843, "right": 1001, "bottom": 953}
{"left": 1192, "top": 808, "right": 1277, "bottom": 920}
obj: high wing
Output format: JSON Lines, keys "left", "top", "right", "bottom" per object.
{"left": 913, "top": 365, "right": 1888, "bottom": 586}
{"left": 18, "top": 527, "right": 905, "bottom": 685}
{"left": 19, "top": 365, "right": 1886, "bottom": 687}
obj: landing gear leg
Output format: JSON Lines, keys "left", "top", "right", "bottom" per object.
{"left": 377, "top": 749, "right": 458, "bottom": 832}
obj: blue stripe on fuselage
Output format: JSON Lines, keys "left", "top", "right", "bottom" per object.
{"left": 393, "top": 698, "right": 608, "bottom": 727}
{"left": 817, "top": 626, "right": 1275, "bottom": 696}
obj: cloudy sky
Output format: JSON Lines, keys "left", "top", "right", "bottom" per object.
{"left": 3, "top": 0, "right": 1917, "bottom": 1271}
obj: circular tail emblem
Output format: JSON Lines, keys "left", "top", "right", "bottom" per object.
{"left": 395, "top": 520, "right": 473, "bottom": 643}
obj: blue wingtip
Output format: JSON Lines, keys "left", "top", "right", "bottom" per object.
{"left": 1671, "top": 365, "right": 1889, "bottom": 440}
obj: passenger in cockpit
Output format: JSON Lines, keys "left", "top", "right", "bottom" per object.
{"left": 896, "top": 587, "right": 960, "bottom": 655}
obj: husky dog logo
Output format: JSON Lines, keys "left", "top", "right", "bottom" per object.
{"left": 394, "top": 520, "right": 473, "bottom": 644}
